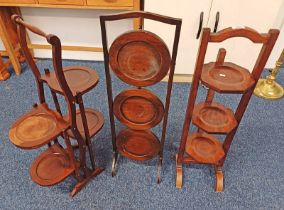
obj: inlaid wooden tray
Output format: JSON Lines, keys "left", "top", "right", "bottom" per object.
{"left": 9, "top": 103, "right": 68, "bottom": 149}
{"left": 109, "top": 30, "right": 171, "bottom": 87}
{"left": 113, "top": 89, "right": 164, "bottom": 130}
{"left": 65, "top": 108, "right": 104, "bottom": 139}
{"left": 41, "top": 66, "right": 99, "bottom": 96}
{"left": 192, "top": 102, "right": 237, "bottom": 134}
{"left": 116, "top": 128, "right": 160, "bottom": 161}
{"left": 201, "top": 62, "right": 255, "bottom": 93}
{"left": 185, "top": 132, "right": 225, "bottom": 164}
{"left": 30, "top": 144, "right": 75, "bottom": 186}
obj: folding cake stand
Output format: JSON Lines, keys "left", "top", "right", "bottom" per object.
{"left": 100, "top": 11, "right": 181, "bottom": 183}
{"left": 176, "top": 27, "right": 279, "bottom": 191}
{"left": 9, "top": 15, "right": 104, "bottom": 196}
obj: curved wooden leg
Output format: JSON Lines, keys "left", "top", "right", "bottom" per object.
{"left": 215, "top": 166, "right": 224, "bottom": 192}
{"left": 0, "top": 59, "right": 10, "bottom": 80}
{"left": 157, "top": 157, "right": 162, "bottom": 184}
{"left": 111, "top": 152, "right": 118, "bottom": 177}
{"left": 70, "top": 167, "right": 104, "bottom": 197}
{"left": 176, "top": 154, "right": 183, "bottom": 189}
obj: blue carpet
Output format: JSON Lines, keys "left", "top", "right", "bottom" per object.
{"left": 0, "top": 59, "right": 283, "bottom": 210}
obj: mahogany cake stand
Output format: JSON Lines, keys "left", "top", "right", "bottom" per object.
{"left": 176, "top": 27, "right": 279, "bottom": 192}
{"left": 101, "top": 11, "right": 182, "bottom": 183}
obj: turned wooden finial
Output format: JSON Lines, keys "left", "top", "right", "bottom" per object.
{"left": 215, "top": 48, "right": 226, "bottom": 67}
{"left": 204, "top": 48, "right": 227, "bottom": 105}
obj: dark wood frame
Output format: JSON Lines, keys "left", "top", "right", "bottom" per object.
{"left": 100, "top": 11, "right": 181, "bottom": 183}
{"left": 176, "top": 27, "right": 279, "bottom": 191}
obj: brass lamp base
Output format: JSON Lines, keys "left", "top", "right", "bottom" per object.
{"left": 254, "top": 79, "right": 284, "bottom": 100}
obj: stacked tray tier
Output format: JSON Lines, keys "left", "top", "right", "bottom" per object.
{"left": 116, "top": 128, "right": 160, "bottom": 161}
{"left": 192, "top": 102, "right": 237, "bottom": 134}
{"left": 30, "top": 144, "right": 75, "bottom": 186}
{"left": 201, "top": 62, "right": 255, "bottom": 93}
{"left": 185, "top": 132, "right": 225, "bottom": 164}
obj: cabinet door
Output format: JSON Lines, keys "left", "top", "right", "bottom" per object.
{"left": 144, "top": 0, "right": 212, "bottom": 74}
{"left": 206, "top": 0, "right": 283, "bottom": 70}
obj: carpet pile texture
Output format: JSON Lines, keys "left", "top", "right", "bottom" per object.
{"left": 0, "top": 59, "right": 283, "bottom": 209}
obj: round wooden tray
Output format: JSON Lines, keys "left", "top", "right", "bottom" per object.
{"left": 185, "top": 132, "right": 225, "bottom": 164}
{"left": 116, "top": 128, "right": 160, "bottom": 161}
{"left": 41, "top": 66, "right": 99, "bottom": 96}
{"left": 9, "top": 104, "right": 68, "bottom": 149}
{"left": 201, "top": 62, "right": 255, "bottom": 93}
{"left": 65, "top": 108, "right": 104, "bottom": 139}
{"left": 30, "top": 144, "right": 75, "bottom": 186}
{"left": 113, "top": 89, "right": 164, "bottom": 130}
{"left": 192, "top": 102, "right": 237, "bottom": 134}
{"left": 109, "top": 30, "right": 171, "bottom": 87}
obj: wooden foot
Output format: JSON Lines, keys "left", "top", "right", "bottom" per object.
{"left": 70, "top": 167, "right": 104, "bottom": 197}
{"left": 0, "top": 67, "right": 10, "bottom": 80}
{"left": 111, "top": 152, "right": 118, "bottom": 177}
{"left": 157, "top": 157, "right": 162, "bottom": 184}
{"left": 215, "top": 166, "right": 224, "bottom": 192}
{"left": 176, "top": 154, "right": 183, "bottom": 189}
{"left": 0, "top": 56, "right": 10, "bottom": 81}
{"left": 71, "top": 143, "right": 80, "bottom": 150}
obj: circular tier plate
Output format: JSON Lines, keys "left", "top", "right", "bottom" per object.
{"left": 116, "top": 128, "right": 160, "bottom": 161}
{"left": 185, "top": 132, "right": 225, "bottom": 164}
{"left": 9, "top": 103, "right": 69, "bottom": 149}
{"left": 41, "top": 66, "right": 99, "bottom": 96}
{"left": 113, "top": 89, "right": 164, "bottom": 130}
{"left": 9, "top": 113, "right": 57, "bottom": 149}
{"left": 109, "top": 30, "right": 171, "bottom": 87}
{"left": 66, "top": 108, "right": 104, "bottom": 139}
{"left": 30, "top": 144, "right": 75, "bottom": 186}
{"left": 201, "top": 62, "right": 255, "bottom": 93}
{"left": 192, "top": 102, "right": 237, "bottom": 134}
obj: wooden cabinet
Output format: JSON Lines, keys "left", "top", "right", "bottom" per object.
{"left": 0, "top": 0, "right": 35, "bottom": 3}
{"left": 145, "top": 0, "right": 284, "bottom": 74}
{"left": 38, "top": 0, "right": 84, "bottom": 5}
{"left": 87, "top": 0, "right": 133, "bottom": 7}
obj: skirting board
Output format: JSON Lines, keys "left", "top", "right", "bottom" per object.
{"left": 162, "top": 74, "right": 193, "bottom": 83}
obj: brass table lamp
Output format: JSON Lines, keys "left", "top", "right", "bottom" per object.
{"left": 254, "top": 49, "right": 284, "bottom": 100}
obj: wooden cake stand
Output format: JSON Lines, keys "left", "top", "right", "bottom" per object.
{"left": 176, "top": 27, "right": 279, "bottom": 192}
{"left": 9, "top": 15, "right": 105, "bottom": 197}
{"left": 101, "top": 11, "right": 181, "bottom": 183}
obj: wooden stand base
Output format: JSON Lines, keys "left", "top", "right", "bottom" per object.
{"left": 111, "top": 152, "right": 118, "bottom": 177}
{"left": 215, "top": 166, "right": 224, "bottom": 192}
{"left": 175, "top": 154, "right": 183, "bottom": 189}
{"left": 70, "top": 167, "right": 104, "bottom": 197}
{"left": 157, "top": 157, "right": 162, "bottom": 184}
{"left": 175, "top": 155, "right": 224, "bottom": 192}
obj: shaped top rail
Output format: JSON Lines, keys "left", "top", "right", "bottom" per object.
{"left": 100, "top": 11, "right": 181, "bottom": 26}
{"left": 209, "top": 26, "right": 271, "bottom": 43}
